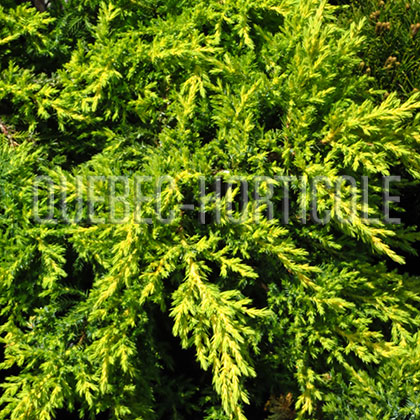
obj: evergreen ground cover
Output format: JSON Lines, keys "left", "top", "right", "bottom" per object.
{"left": 1, "top": 0, "right": 420, "bottom": 419}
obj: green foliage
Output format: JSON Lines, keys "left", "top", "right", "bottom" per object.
{"left": 1, "top": 0, "right": 420, "bottom": 419}
{"left": 335, "top": 0, "right": 420, "bottom": 99}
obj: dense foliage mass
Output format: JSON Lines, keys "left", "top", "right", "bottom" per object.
{"left": 336, "top": 0, "right": 420, "bottom": 99}
{"left": 1, "top": 0, "right": 420, "bottom": 419}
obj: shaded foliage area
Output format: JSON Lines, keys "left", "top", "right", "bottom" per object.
{"left": 334, "top": 0, "right": 420, "bottom": 99}
{"left": 332, "top": 0, "right": 420, "bottom": 281}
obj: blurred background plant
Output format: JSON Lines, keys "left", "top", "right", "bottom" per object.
{"left": 333, "top": 0, "right": 420, "bottom": 99}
